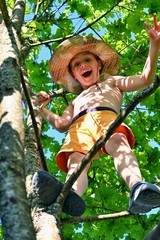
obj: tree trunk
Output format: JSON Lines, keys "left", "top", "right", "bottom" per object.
{"left": 22, "top": 63, "right": 62, "bottom": 239}
{"left": 0, "top": 20, "right": 36, "bottom": 239}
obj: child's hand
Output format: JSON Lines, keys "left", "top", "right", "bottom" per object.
{"left": 37, "top": 91, "right": 51, "bottom": 108}
{"left": 144, "top": 13, "right": 160, "bottom": 48}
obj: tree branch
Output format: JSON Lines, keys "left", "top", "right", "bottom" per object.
{"left": 143, "top": 222, "right": 160, "bottom": 240}
{"left": 33, "top": 0, "right": 45, "bottom": 20}
{"left": 29, "top": 0, "right": 122, "bottom": 47}
{"left": 62, "top": 210, "right": 131, "bottom": 224}
{"left": 20, "top": 65, "right": 48, "bottom": 171}
{"left": 76, "top": 0, "right": 122, "bottom": 36}
{"left": 0, "top": 0, "right": 10, "bottom": 26}
{"left": 55, "top": 76, "right": 160, "bottom": 215}
{"left": 12, "top": 0, "right": 25, "bottom": 33}
{"left": 49, "top": 88, "right": 67, "bottom": 99}
{"left": 34, "top": 0, "right": 68, "bottom": 22}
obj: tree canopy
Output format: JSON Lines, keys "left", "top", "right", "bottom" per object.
{"left": 0, "top": 0, "right": 160, "bottom": 239}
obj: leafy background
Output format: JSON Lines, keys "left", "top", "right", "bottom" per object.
{"left": 1, "top": 0, "right": 160, "bottom": 239}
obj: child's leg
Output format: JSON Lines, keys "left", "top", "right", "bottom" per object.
{"left": 66, "top": 152, "right": 90, "bottom": 196}
{"left": 32, "top": 152, "right": 87, "bottom": 216}
{"left": 105, "top": 132, "right": 160, "bottom": 213}
{"left": 104, "top": 132, "right": 142, "bottom": 189}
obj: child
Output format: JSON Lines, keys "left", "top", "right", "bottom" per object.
{"left": 32, "top": 13, "right": 160, "bottom": 216}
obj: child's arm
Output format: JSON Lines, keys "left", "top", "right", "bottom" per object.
{"left": 116, "top": 13, "right": 160, "bottom": 92}
{"left": 37, "top": 91, "right": 73, "bottom": 132}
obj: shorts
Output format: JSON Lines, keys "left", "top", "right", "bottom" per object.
{"left": 56, "top": 110, "right": 135, "bottom": 173}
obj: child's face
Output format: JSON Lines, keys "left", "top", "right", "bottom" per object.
{"left": 69, "top": 52, "right": 102, "bottom": 89}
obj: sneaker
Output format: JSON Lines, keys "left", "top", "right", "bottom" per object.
{"left": 32, "top": 170, "right": 86, "bottom": 216}
{"left": 129, "top": 181, "right": 160, "bottom": 213}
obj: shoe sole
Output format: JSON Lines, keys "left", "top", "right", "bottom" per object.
{"left": 129, "top": 189, "right": 160, "bottom": 213}
{"left": 32, "top": 170, "right": 86, "bottom": 216}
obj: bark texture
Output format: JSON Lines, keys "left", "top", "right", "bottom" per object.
{"left": 22, "top": 68, "right": 62, "bottom": 239}
{"left": 0, "top": 20, "right": 35, "bottom": 239}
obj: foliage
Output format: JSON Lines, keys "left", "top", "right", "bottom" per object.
{"left": 1, "top": 0, "right": 160, "bottom": 239}
{"left": 24, "top": 0, "right": 160, "bottom": 239}
{"left": 0, "top": 225, "right": 3, "bottom": 240}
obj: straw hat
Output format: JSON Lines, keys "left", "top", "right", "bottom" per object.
{"left": 49, "top": 36, "right": 120, "bottom": 93}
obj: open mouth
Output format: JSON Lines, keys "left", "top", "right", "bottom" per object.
{"left": 82, "top": 70, "right": 92, "bottom": 77}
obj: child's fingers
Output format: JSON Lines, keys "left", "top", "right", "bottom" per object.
{"left": 144, "top": 22, "right": 151, "bottom": 31}
{"left": 37, "top": 91, "right": 50, "bottom": 102}
{"left": 39, "top": 98, "right": 50, "bottom": 108}
{"left": 36, "top": 92, "right": 51, "bottom": 108}
{"left": 153, "top": 13, "right": 158, "bottom": 29}
{"left": 37, "top": 91, "right": 50, "bottom": 99}
{"left": 153, "top": 13, "right": 160, "bottom": 32}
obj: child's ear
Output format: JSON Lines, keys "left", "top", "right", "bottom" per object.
{"left": 98, "top": 60, "right": 102, "bottom": 71}
{"left": 71, "top": 72, "right": 76, "bottom": 79}
{"left": 68, "top": 66, "right": 76, "bottom": 79}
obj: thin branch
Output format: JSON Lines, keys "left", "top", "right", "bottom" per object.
{"left": 77, "top": 0, "right": 122, "bottom": 36}
{"left": 20, "top": 67, "right": 48, "bottom": 171}
{"left": 62, "top": 210, "right": 131, "bottom": 224}
{"left": 33, "top": 0, "right": 44, "bottom": 20}
{"left": 30, "top": 35, "right": 74, "bottom": 47}
{"left": 34, "top": 0, "right": 68, "bottom": 22}
{"left": 55, "top": 76, "right": 160, "bottom": 216}
{"left": 49, "top": 0, "right": 68, "bottom": 19}
{"left": 153, "top": 176, "right": 160, "bottom": 185}
{"left": 0, "top": 0, "right": 10, "bottom": 26}
{"left": 29, "top": 0, "right": 122, "bottom": 47}
{"left": 49, "top": 88, "right": 66, "bottom": 99}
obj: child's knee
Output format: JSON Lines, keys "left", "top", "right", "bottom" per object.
{"left": 67, "top": 152, "right": 91, "bottom": 173}
{"left": 67, "top": 152, "right": 85, "bottom": 169}
{"left": 112, "top": 132, "right": 128, "bottom": 143}
{"left": 105, "top": 132, "right": 130, "bottom": 154}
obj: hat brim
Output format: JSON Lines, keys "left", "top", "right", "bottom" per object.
{"left": 49, "top": 36, "right": 120, "bottom": 93}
